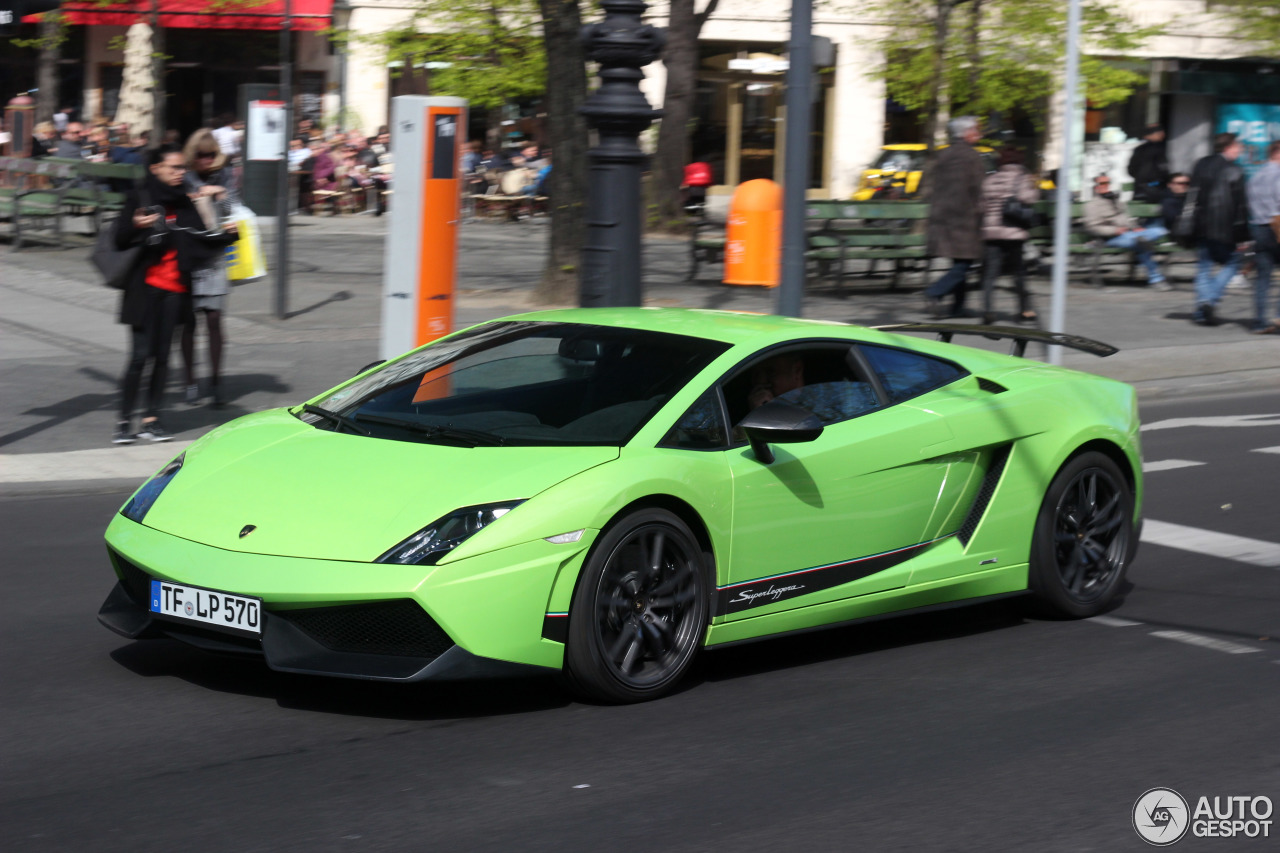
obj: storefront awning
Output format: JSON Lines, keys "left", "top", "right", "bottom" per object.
{"left": 23, "top": 0, "right": 333, "bottom": 32}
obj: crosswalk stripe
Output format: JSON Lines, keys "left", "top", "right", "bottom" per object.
{"left": 1252, "top": 446, "right": 1280, "bottom": 455}
{"left": 1141, "top": 459, "right": 1205, "bottom": 472}
{"left": 1149, "top": 630, "right": 1262, "bottom": 655}
{"left": 1087, "top": 615, "right": 1144, "bottom": 627}
{"left": 1141, "top": 519, "right": 1280, "bottom": 568}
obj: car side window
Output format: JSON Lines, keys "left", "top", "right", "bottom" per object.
{"left": 722, "top": 345, "right": 882, "bottom": 432}
{"left": 858, "top": 344, "right": 967, "bottom": 404}
{"left": 659, "top": 388, "right": 729, "bottom": 450}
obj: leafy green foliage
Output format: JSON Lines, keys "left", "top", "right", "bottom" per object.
{"left": 861, "top": 0, "right": 1158, "bottom": 122}
{"left": 1210, "top": 0, "right": 1280, "bottom": 55}
{"left": 345, "top": 0, "right": 546, "bottom": 110}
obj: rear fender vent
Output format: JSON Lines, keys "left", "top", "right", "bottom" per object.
{"left": 976, "top": 377, "right": 1008, "bottom": 394}
{"left": 957, "top": 444, "right": 1012, "bottom": 546}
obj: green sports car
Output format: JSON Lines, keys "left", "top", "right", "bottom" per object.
{"left": 100, "top": 308, "right": 1142, "bottom": 703}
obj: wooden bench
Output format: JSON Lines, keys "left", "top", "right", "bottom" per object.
{"left": 0, "top": 156, "right": 78, "bottom": 250}
{"left": 804, "top": 200, "right": 930, "bottom": 294}
{"left": 1027, "top": 200, "right": 1178, "bottom": 287}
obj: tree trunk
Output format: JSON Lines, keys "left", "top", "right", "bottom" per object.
{"left": 918, "top": 0, "right": 957, "bottom": 201}
{"left": 965, "top": 0, "right": 981, "bottom": 118}
{"left": 652, "top": 0, "right": 716, "bottom": 228}
{"left": 151, "top": 10, "right": 166, "bottom": 147}
{"left": 535, "top": 0, "right": 589, "bottom": 304}
{"left": 36, "top": 16, "right": 60, "bottom": 124}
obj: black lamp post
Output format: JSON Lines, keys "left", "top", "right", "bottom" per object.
{"left": 579, "top": 0, "right": 665, "bottom": 308}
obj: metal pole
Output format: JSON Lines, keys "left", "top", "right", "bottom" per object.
{"left": 578, "top": 0, "right": 665, "bottom": 308}
{"left": 1048, "top": 0, "right": 1081, "bottom": 365}
{"left": 777, "top": 0, "right": 813, "bottom": 318}
{"left": 275, "top": 0, "right": 292, "bottom": 320}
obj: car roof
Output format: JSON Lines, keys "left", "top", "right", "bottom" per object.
{"left": 498, "top": 307, "right": 860, "bottom": 346}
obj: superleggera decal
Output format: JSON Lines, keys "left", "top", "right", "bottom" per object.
{"left": 716, "top": 535, "right": 952, "bottom": 614}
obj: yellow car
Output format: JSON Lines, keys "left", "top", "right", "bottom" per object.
{"left": 854, "top": 144, "right": 999, "bottom": 201}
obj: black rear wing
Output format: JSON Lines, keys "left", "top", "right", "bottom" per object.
{"left": 872, "top": 323, "right": 1118, "bottom": 358}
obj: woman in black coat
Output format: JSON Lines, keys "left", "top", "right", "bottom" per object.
{"left": 112, "top": 143, "right": 238, "bottom": 444}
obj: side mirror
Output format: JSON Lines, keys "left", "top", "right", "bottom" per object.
{"left": 736, "top": 401, "right": 824, "bottom": 465}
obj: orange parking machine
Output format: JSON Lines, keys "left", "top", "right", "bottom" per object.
{"left": 723, "top": 179, "right": 782, "bottom": 287}
{"left": 381, "top": 96, "right": 468, "bottom": 361}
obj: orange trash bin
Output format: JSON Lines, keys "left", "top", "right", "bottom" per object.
{"left": 723, "top": 179, "right": 782, "bottom": 287}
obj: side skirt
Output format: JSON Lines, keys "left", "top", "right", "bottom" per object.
{"left": 703, "top": 564, "right": 1028, "bottom": 649}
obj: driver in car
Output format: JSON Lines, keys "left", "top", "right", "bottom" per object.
{"left": 747, "top": 353, "right": 878, "bottom": 424}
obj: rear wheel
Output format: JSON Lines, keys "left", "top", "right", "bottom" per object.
{"left": 1029, "top": 451, "right": 1135, "bottom": 617}
{"left": 563, "top": 509, "right": 708, "bottom": 703}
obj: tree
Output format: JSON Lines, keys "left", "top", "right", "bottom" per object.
{"left": 650, "top": 0, "right": 720, "bottom": 228}
{"left": 861, "top": 0, "right": 1157, "bottom": 167}
{"left": 344, "top": 0, "right": 546, "bottom": 147}
{"left": 534, "top": 0, "right": 588, "bottom": 303}
{"left": 1210, "top": 1, "right": 1280, "bottom": 55}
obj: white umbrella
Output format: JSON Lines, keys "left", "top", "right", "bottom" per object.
{"left": 114, "top": 21, "right": 154, "bottom": 137}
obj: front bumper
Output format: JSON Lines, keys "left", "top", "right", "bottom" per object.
{"left": 101, "top": 514, "right": 595, "bottom": 681}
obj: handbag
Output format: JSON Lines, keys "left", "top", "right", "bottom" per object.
{"left": 1001, "top": 194, "right": 1036, "bottom": 230}
{"left": 90, "top": 188, "right": 150, "bottom": 290}
{"left": 1173, "top": 188, "right": 1198, "bottom": 248}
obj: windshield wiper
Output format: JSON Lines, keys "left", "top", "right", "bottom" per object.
{"left": 352, "top": 412, "right": 505, "bottom": 446}
{"left": 301, "top": 404, "right": 371, "bottom": 436}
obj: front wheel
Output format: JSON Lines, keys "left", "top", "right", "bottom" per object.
{"left": 563, "top": 509, "right": 708, "bottom": 703}
{"left": 1028, "top": 451, "right": 1135, "bottom": 618}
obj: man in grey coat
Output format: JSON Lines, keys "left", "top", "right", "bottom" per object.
{"left": 924, "top": 117, "right": 987, "bottom": 317}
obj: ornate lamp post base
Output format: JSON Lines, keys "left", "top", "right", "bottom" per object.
{"left": 579, "top": 0, "right": 666, "bottom": 308}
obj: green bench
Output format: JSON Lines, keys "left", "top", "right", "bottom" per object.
{"left": 1027, "top": 200, "right": 1178, "bottom": 287}
{"left": 804, "top": 200, "right": 929, "bottom": 295}
{"left": 0, "top": 156, "right": 78, "bottom": 250}
{"left": 1, "top": 157, "right": 143, "bottom": 250}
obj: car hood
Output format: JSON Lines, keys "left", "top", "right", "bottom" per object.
{"left": 139, "top": 410, "right": 619, "bottom": 561}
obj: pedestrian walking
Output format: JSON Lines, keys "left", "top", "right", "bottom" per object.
{"left": 1128, "top": 124, "right": 1169, "bottom": 202}
{"left": 180, "top": 128, "right": 239, "bottom": 407}
{"left": 1247, "top": 140, "right": 1280, "bottom": 334}
{"left": 112, "top": 144, "right": 238, "bottom": 444}
{"left": 1083, "top": 173, "right": 1170, "bottom": 289}
{"left": 1187, "top": 133, "right": 1250, "bottom": 326}
{"left": 979, "top": 146, "right": 1040, "bottom": 324}
{"left": 924, "top": 117, "right": 986, "bottom": 318}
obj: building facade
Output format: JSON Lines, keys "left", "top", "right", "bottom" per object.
{"left": 10, "top": 0, "right": 1274, "bottom": 196}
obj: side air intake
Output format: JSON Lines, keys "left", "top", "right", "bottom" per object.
{"left": 957, "top": 445, "right": 1012, "bottom": 546}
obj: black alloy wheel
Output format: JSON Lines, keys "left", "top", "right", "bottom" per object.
{"left": 1029, "top": 451, "right": 1135, "bottom": 617}
{"left": 563, "top": 509, "right": 708, "bottom": 703}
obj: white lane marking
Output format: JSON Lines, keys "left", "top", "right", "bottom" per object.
{"left": 1141, "top": 519, "right": 1280, "bottom": 568}
{"left": 0, "top": 442, "right": 193, "bottom": 484}
{"left": 1087, "top": 615, "right": 1144, "bottom": 627}
{"left": 1141, "top": 459, "right": 1205, "bottom": 473}
{"left": 1142, "top": 414, "right": 1280, "bottom": 432}
{"left": 1252, "top": 446, "right": 1280, "bottom": 455}
{"left": 1150, "top": 630, "right": 1262, "bottom": 655}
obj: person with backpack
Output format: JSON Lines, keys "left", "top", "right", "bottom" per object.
{"left": 1186, "top": 133, "right": 1250, "bottom": 326}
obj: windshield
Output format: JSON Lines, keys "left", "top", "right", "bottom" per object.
{"left": 305, "top": 321, "right": 731, "bottom": 447}
{"left": 873, "top": 150, "right": 921, "bottom": 173}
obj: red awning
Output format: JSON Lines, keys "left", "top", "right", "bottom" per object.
{"left": 24, "top": 0, "right": 333, "bottom": 32}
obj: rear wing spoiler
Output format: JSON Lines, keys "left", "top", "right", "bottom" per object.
{"left": 872, "top": 323, "right": 1118, "bottom": 358}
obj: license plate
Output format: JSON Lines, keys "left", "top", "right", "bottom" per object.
{"left": 149, "top": 580, "right": 262, "bottom": 636}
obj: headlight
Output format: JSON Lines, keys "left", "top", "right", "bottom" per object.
{"left": 376, "top": 501, "right": 524, "bottom": 565}
{"left": 120, "top": 453, "right": 185, "bottom": 523}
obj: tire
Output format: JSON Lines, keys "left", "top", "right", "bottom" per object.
{"left": 563, "top": 509, "right": 709, "bottom": 703}
{"left": 1028, "top": 451, "right": 1136, "bottom": 618}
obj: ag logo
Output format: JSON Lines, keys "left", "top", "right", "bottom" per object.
{"left": 1134, "top": 787, "right": 1190, "bottom": 845}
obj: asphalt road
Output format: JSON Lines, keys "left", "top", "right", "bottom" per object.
{"left": 3, "top": 391, "right": 1280, "bottom": 852}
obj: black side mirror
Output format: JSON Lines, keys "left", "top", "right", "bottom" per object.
{"left": 356, "top": 360, "right": 386, "bottom": 376}
{"left": 736, "top": 401, "right": 824, "bottom": 464}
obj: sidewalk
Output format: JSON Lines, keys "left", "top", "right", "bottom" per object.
{"left": 4, "top": 211, "right": 1279, "bottom": 487}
